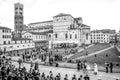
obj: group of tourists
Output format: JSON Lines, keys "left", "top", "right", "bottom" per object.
{"left": 105, "top": 61, "right": 113, "bottom": 73}
{"left": 77, "top": 61, "right": 98, "bottom": 75}
{"left": 0, "top": 56, "right": 91, "bottom": 80}
{"left": 77, "top": 60, "right": 115, "bottom": 75}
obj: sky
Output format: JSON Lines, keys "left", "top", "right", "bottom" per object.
{"left": 0, "top": 0, "right": 120, "bottom": 32}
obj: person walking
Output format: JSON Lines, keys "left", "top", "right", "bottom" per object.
{"left": 86, "top": 62, "right": 91, "bottom": 74}
{"left": 84, "top": 74, "right": 90, "bottom": 80}
{"left": 105, "top": 61, "right": 109, "bottom": 73}
{"left": 109, "top": 62, "right": 113, "bottom": 73}
{"left": 83, "top": 61, "right": 87, "bottom": 74}
{"left": 78, "top": 75, "right": 83, "bottom": 80}
{"left": 72, "top": 74, "right": 77, "bottom": 80}
{"left": 94, "top": 63, "right": 98, "bottom": 75}
{"left": 64, "top": 74, "right": 68, "bottom": 80}
{"left": 77, "top": 62, "right": 80, "bottom": 71}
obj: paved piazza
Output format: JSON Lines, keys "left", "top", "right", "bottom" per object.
{"left": 12, "top": 61, "right": 120, "bottom": 80}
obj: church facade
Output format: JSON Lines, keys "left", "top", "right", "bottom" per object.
{"left": 28, "top": 13, "right": 91, "bottom": 48}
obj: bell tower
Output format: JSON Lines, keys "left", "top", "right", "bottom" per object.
{"left": 14, "top": 2, "right": 24, "bottom": 33}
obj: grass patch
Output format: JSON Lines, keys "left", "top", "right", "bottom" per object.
{"left": 80, "top": 47, "right": 120, "bottom": 67}
{"left": 69, "top": 43, "right": 111, "bottom": 59}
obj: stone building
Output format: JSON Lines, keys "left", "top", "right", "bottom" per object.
{"left": 91, "top": 29, "right": 116, "bottom": 43}
{"left": 27, "top": 13, "right": 91, "bottom": 48}
{"left": 22, "top": 30, "right": 53, "bottom": 48}
{"left": 0, "top": 26, "right": 35, "bottom": 52}
{"left": 52, "top": 13, "right": 90, "bottom": 48}
{"left": 14, "top": 2, "right": 24, "bottom": 32}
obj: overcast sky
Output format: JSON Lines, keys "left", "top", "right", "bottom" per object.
{"left": 0, "top": 0, "right": 120, "bottom": 32}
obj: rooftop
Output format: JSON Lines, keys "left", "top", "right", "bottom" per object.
{"left": 29, "top": 20, "right": 53, "bottom": 25}
{"left": 34, "top": 40, "right": 48, "bottom": 43}
{"left": 53, "top": 13, "right": 73, "bottom": 18}
{"left": 45, "top": 30, "right": 53, "bottom": 33}
{"left": 12, "top": 37, "right": 32, "bottom": 41}
{"left": 28, "top": 32, "right": 46, "bottom": 35}
{"left": 91, "top": 29, "right": 116, "bottom": 34}
{"left": 74, "top": 17, "right": 82, "bottom": 21}
{"left": 14, "top": 2, "right": 23, "bottom": 6}
{"left": 81, "top": 24, "right": 90, "bottom": 27}
{"left": 23, "top": 30, "right": 53, "bottom": 35}
{"left": 0, "top": 26, "right": 11, "bottom": 30}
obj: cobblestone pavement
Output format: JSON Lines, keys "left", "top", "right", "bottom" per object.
{"left": 12, "top": 61, "right": 120, "bottom": 80}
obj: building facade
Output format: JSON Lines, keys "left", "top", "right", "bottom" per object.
{"left": 0, "top": 38, "right": 35, "bottom": 52}
{"left": 22, "top": 31, "right": 47, "bottom": 42}
{"left": 28, "top": 20, "right": 53, "bottom": 32}
{"left": 14, "top": 3, "right": 24, "bottom": 32}
{"left": 91, "top": 29, "right": 116, "bottom": 43}
{"left": 0, "top": 26, "right": 12, "bottom": 45}
{"left": 22, "top": 30, "right": 53, "bottom": 47}
{"left": 0, "top": 26, "right": 35, "bottom": 52}
{"left": 27, "top": 13, "right": 91, "bottom": 48}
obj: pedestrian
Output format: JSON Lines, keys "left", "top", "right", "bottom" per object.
{"left": 78, "top": 75, "right": 83, "bottom": 80}
{"left": 55, "top": 74, "right": 61, "bottom": 80}
{"left": 83, "top": 61, "right": 87, "bottom": 74}
{"left": 41, "top": 72, "right": 46, "bottom": 80}
{"left": 64, "top": 74, "right": 68, "bottom": 80}
{"left": 72, "top": 74, "right": 77, "bottom": 80}
{"left": 34, "top": 62, "right": 39, "bottom": 70}
{"left": 77, "top": 62, "right": 80, "bottom": 71}
{"left": 86, "top": 62, "right": 91, "bottom": 74}
{"left": 24, "top": 74, "right": 29, "bottom": 80}
{"left": 80, "top": 62, "right": 82, "bottom": 70}
{"left": 109, "top": 62, "right": 113, "bottom": 73}
{"left": 94, "top": 63, "right": 98, "bottom": 75}
{"left": 83, "top": 74, "right": 90, "bottom": 80}
{"left": 105, "top": 61, "right": 109, "bottom": 73}
{"left": 49, "top": 71, "right": 52, "bottom": 76}
{"left": 46, "top": 75, "right": 49, "bottom": 80}
{"left": 57, "top": 73, "right": 61, "bottom": 80}
{"left": 49, "top": 74, "right": 53, "bottom": 80}
{"left": 7, "top": 74, "right": 12, "bottom": 80}
{"left": 1, "top": 68, "right": 5, "bottom": 80}
{"left": 34, "top": 75, "right": 39, "bottom": 80}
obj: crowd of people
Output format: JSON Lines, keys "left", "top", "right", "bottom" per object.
{"left": 77, "top": 61, "right": 98, "bottom": 75}
{"left": 7, "top": 46, "right": 115, "bottom": 75}
{"left": 0, "top": 45, "right": 117, "bottom": 80}
{"left": 0, "top": 56, "right": 90, "bottom": 80}
{"left": 76, "top": 60, "right": 115, "bottom": 75}
{"left": 105, "top": 61, "right": 113, "bottom": 73}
